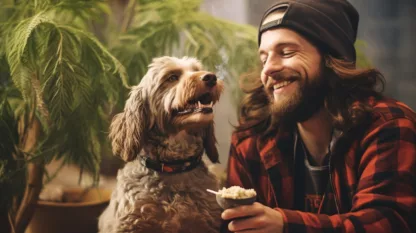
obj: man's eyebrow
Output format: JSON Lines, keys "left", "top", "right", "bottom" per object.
{"left": 258, "top": 42, "right": 299, "bottom": 55}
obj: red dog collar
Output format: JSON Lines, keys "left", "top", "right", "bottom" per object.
{"left": 140, "top": 152, "right": 203, "bottom": 174}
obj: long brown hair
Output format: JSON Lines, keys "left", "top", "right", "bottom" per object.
{"left": 235, "top": 55, "right": 385, "bottom": 134}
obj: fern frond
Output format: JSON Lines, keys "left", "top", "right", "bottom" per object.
{"left": 2, "top": 5, "right": 128, "bottom": 177}
{"left": 111, "top": 0, "right": 258, "bottom": 90}
{"left": 6, "top": 12, "right": 52, "bottom": 75}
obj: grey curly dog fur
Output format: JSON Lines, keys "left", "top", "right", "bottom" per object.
{"left": 98, "top": 56, "right": 224, "bottom": 233}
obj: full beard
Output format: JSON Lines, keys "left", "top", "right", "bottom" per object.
{"left": 267, "top": 67, "right": 328, "bottom": 127}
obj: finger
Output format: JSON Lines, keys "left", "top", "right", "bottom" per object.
{"left": 228, "top": 215, "right": 265, "bottom": 232}
{"left": 222, "top": 202, "right": 264, "bottom": 220}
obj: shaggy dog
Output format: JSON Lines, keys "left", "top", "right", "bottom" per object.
{"left": 98, "top": 56, "right": 224, "bottom": 233}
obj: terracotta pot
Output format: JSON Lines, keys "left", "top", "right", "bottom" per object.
{"left": 25, "top": 187, "right": 111, "bottom": 233}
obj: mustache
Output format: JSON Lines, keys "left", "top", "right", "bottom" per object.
{"left": 265, "top": 69, "right": 302, "bottom": 88}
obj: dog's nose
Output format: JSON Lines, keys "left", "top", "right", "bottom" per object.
{"left": 200, "top": 73, "right": 217, "bottom": 87}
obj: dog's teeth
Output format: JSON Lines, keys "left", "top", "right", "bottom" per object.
{"left": 198, "top": 101, "right": 201, "bottom": 108}
{"left": 209, "top": 101, "right": 213, "bottom": 107}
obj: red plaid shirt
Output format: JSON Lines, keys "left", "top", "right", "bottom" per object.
{"left": 224, "top": 98, "right": 416, "bottom": 233}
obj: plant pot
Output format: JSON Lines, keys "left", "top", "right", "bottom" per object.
{"left": 25, "top": 187, "right": 111, "bottom": 233}
{"left": 0, "top": 211, "right": 11, "bottom": 233}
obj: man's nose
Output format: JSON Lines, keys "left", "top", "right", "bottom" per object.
{"left": 262, "top": 56, "right": 284, "bottom": 78}
{"left": 200, "top": 73, "right": 217, "bottom": 87}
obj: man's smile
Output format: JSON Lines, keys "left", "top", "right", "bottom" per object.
{"left": 272, "top": 80, "right": 297, "bottom": 95}
{"left": 273, "top": 80, "right": 294, "bottom": 90}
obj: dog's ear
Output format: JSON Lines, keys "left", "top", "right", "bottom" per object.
{"left": 109, "top": 87, "right": 148, "bottom": 162}
{"left": 203, "top": 124, "right": 220, "bottom": 163}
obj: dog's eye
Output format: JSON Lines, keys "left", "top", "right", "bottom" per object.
{"left": 168, "top": 74, "right": 179, "bottom": 82}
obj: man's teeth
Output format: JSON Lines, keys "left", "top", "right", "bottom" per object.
{"left": 273, "top": 81, "right": 292, "bottom": 89}
{"left": 197, "top": 101, "right": 213, "bottom": 108}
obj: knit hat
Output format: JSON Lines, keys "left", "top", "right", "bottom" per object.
{"left": 258, "top": 0, "right": 359, "bottom": 62}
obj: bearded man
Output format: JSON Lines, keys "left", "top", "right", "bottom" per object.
{"left": 221, "top": 1, "right": 416, "bottom": 233}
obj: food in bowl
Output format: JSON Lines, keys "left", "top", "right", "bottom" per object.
{"left": 218, "top": 186, "right": 257, "bottom": 199}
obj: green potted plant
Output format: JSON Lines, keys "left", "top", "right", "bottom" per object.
{"left": 0, "top": 0, "right": 127, "bottom": 232}
{"left": 0, "top": 0, "right": 260, "bottom": 232}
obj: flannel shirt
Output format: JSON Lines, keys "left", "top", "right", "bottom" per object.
{"left": 224, "top": 98, "right": 416, "bottom": 233}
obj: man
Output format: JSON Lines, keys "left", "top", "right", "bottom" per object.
{"left": 221, "top": 0, "right": 416, "bottom": 233}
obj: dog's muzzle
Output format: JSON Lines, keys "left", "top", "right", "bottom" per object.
{"left": 172, "top": 92, "right": 215, "bottom": 116}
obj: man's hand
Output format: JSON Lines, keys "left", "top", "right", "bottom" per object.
{"left": 221, "top": 202, "right": 284, "bottom": 233}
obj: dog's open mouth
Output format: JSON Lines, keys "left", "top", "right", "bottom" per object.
{"left": 173, "top": 93, "right": 215, "bottom": 116}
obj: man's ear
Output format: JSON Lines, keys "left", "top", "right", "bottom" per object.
{"left": 109, "top": 87, "right": 148, "bottom": 162}
{"left": 203, "top": 124, "right": 220, "bottom": 164}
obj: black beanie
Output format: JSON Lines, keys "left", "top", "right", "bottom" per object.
{"left": 258, "top": 0, "right": 359, "bottom": 62}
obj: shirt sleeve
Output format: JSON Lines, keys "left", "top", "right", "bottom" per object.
{"left": 221, "top": 140, "right": 255, "bottom": 233}
{"left": 225, "top": 142, "right": 254, "bottom": 189}
{"left": 276, "top": 118, "right": 416, "bottom": 233}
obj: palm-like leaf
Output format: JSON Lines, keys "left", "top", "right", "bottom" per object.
{"left": 2, "top": 1, "right": 127, "bottom": 181}
{"left": 110, "top": 0, "right": 259, "bottom": 93}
